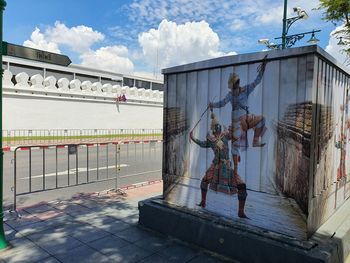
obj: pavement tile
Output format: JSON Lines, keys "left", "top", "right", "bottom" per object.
{"left": 94, "top": 219, "right": 133, "bottom": 234}
{"left": 87, "top": 235, "right": 130, "bottom": 255}
{"left": 138, "top": 253, "right": 169, "bottom": 263}
{"left": 68, "top": 226, "right": 111, "bottom": 243}
{"left": 114, "top": 226, "right": 150, "bottom": 243}
{"left": 99, "top": 206, "right": 138, "bottom": 219}
{"left": 188, "top": 254, "right": 231, "bottom": 263}
{"left": 0, "top": 182, "right": 175, "bottom": 263}
{"left": 70, "top": 211, "right": 98, "bottom": 220}
{"left": 9, "top": 210, "right": 31, "bottom": 217}
{"left": 13, "top": 220, "right": 57, "bottom": 237}
{"left": 54, "top": 203, "right": 90, "bottom": 213}
{"left": 73, "top": 214, "right": 115, "bottom": 226}
{"left": 26, "top": 230, "right": 67, "bottom": 243}
{"left": 80, "top": 200, "right": 114, "bottom": 209}
{"left": 31, "top": 235, "right": 84, "bottom": 255}
{"left": 37, "top": 257, "right": 61, "bottom": 263}
{"left": 23, "top": 204, "right": 54, "bottom": 214}
{"left": 54, "top": 204, "right": 92, "bottom": 217}
{"left": 47, "top": 200, "right": 70, "bottom": 206}
{"left": 65, "top": 210, "right": 95, "bottom": 218}
{"left": 92, "top": 196, "right": 123, "bottom": 205}
{"left": 106, "top": 243, "right": 153, "bottom": 263}
{"left": 52, "top": 221, "right": 90, "bottom": 233}
{"left": 26, "top": 221, "right": 87, "bottom": 241}
{"left": 5, "top": 215, "right": 42, "bottom": 231}
{"left": 4, "top": 225, "right": 22, "bottom": 241}
{"left": 3, "top": 237, "right": 36, "bottom": 257}
{"left": 121, "top": 213, "right": 139, "bottom": 225}
{"left": 54, "top": 244, "right": 111, "bottom": 263}
{"left": 159, "top": 243, "right": 199, "bottom": 263}
{"left": 44, "top": 214, "right": 76, "bottom": 226}
{"left": 0, "top": 246, "right": 51, "bottom": 263}
{"left": 31, "top": 209, "right": 64, "bottom": 221}
{"left": 134, "top": 235, "right": 170, "bottom": 253}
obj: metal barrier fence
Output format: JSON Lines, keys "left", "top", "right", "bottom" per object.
{"left": 12, "top": 140, "right": 162, "bottom": 212}
{"left": 2, "top": 129, "right": 163, "bottom": 146}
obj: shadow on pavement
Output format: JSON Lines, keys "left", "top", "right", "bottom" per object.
{"left": 1, "top": 184, "right": 233, "bottom": 263}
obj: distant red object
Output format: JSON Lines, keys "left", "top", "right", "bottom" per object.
{"left": 116, "top": 94, "right": 127, "bottom": 102}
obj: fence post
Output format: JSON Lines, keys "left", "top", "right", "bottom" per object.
{"left": 115, "top": 143, "right": 120, "bottom": 190}
{"left": 0, "top": 0, "right": 8, "bottom": 250}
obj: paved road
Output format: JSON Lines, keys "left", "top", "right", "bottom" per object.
{"left": 3, "top": 142, "right": 162, "bottom": 208}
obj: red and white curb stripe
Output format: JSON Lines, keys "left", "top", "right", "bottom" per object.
{"left": 10, "top": 179, "right": 163, "bottom": 212}
{"left": 3, "top": 140, "right": 163, "bottom": 152}
{"left": 118, "top": 179, "right": 162, "bottom": 190}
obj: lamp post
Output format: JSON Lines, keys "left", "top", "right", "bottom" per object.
{"left": 259, "top": 1, "right": 320, "bottom": 49}
{"left": 0, "top": 0, "right": 7, "bottom": 250}
{"left": 282, "top": 0, "right": 288, "bottom": 49}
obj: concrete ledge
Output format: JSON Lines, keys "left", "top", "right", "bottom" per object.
{"left": 139, "top": 198, "right": 348, "bottom": 263}
{"left": 311, "top": 197, "right": 350, "bottom": 263}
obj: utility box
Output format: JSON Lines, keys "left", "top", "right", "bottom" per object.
{"left": 161, "top": 45, "right": 350, "bottom": 239}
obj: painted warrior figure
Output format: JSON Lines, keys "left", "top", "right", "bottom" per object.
{"left": 209, "top": 56, "right": 268, "bottom": 173}
{"left": 190, "top": 111, "right": 248, "bottom": 218}
{"left": 336, "top": 94, "right": 350, "bottom": 181}
{"left": 335, "top": 132, "right": 346, "bottom": 181}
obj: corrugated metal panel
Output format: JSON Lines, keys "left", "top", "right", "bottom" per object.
{"left": 162, "top": 47, "right": 350, "bottom": 239}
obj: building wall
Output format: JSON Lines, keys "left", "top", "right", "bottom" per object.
{"left": 3, "top": 68, "right": 163, "bottom": 130}
{"left": 3, "top": 95, "right": 163, "bottom": 130}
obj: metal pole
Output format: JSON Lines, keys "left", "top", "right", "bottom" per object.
{"left": 0, "top": 0, "right": 8, "bottom": 250}
{"left": 282, "top": 0, "right": 288, "bottom": 49}
{"left": 13, "top": 150, "right": 17, "bottom": 213}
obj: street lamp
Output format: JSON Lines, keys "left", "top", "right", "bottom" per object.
{"left": 0, "top": 0, "right": 7, "bottom": 250}
{"left": 258, "top": 0, "right": 320, "bottom": 50}
{"left": 259, "top": 29, "right": 320, "bottom": 50}
{"left": 338, "top": 37, "right": 345, "bottom": 45}
{"left": 272, "top": 29, "right": 321, "bottom": 48}
{"left": 257, "top": 39, "right": 280, "bottom": 50}
{"left": 307, "top": 31, "right": 320, "bottom": 44}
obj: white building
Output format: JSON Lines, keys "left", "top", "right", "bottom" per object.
{"left": 2, "top": 43, "right": 164, "bottom": 131}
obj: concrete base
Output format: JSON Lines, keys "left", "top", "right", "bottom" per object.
{"left": 139, "top": 198, "right": 350, "bottom": 263}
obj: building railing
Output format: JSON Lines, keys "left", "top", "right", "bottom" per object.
{"left": 11, "top": 140, "right": 162, "bottom": 212}
{"left": 3, "top": 69, "right": 164, "bottom": 103}
{"left": 2, "top": 129, "right": 163, "bottom": 147}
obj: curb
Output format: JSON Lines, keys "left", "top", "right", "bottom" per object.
{"left": 10, "top": 179, "right": 163, "bottom": 212}
{"left": 3, "top": 140, "right": 163, "bottom": 152}
{"left": 118, "top": 179, "right": 162, "bottom": 191}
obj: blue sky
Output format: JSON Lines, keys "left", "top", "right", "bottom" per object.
{"left": 4, "top": 0, "right": 347, "bottom": 78}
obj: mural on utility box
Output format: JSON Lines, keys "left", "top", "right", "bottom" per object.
{"left": 163, "top": 51, "right": 350, "bottom": 239}
{"left": 188, "top": 57, "right": 268, "bottom": 219}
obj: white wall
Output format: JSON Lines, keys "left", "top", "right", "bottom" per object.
{"left": 3, "top": 69, "right": 163, "bottom": 130}
{"left": 3, "top": 96, "right": 163, "bottom": 130}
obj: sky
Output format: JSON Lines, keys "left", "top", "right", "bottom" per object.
{"left": 4, "top": 0, "right": 349, "bottom": 79}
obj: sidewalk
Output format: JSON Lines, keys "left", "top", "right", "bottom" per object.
{"left": 0, "top": 182, "right": 233, "bottom": 263}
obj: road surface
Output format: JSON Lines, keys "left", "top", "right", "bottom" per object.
{"left": 3, "top": 142, "right": 162, "bottom": 208}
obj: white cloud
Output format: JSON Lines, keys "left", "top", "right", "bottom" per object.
{"left": 80, "top": 46, "right": 134, "bottom": 74}
{"left": 23, "top": 27, "right": 61, "bottom": 54}
{"left": 126, "top": 0, "right": 294, "bottom": 31}
{"left": 255, "top": 6, "right": 283, "bottom": 25}
{"left": 46, "top": 22, "right": 104, "bottom": 53}
{"left": 230, "top": 19, "right": 246, "bottom": 31}
{"left": 123, "top": 0, "right": 325, "bottom": 55}
{"left": 325, "top": 25, "right": 349, "bottom": 65}
{"left": 23, "top": 22, "right": 135, "bottom": 74}
{"left": 138, "top": 19, "right": 236, "bottom": 69}
{"left": 23, "top": 21, "right": 104, "bottom": 54}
